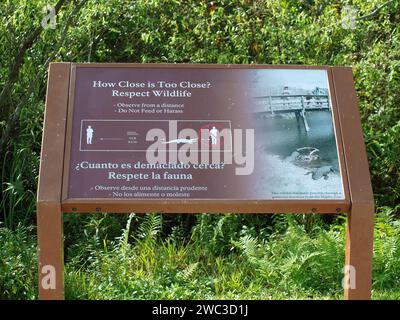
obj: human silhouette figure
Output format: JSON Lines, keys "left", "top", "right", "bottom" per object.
{"left": 282, "top": 86, "right": 290, "bottom": 96}
{"left": 313, "top": 86, "right": 322, "bottom": 106}
{"left": 312, "top": 86, "right": 321, "bottom": 95}
{"left": 210, "top": 126, "right": 218, "bottom": 145}
{"left": 86, "top": 125, "right": 94, "bottom": 144}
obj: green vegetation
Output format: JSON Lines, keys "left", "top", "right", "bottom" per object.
{"left": 0, "top": 0, "right": 399, "bottom": 299}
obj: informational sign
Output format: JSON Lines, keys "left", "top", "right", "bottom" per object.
{"left": 38, "top": 63, "right": 374, "bottom": 300}
{"left": 64, "top": 67, "right": 345, "bottom": 201}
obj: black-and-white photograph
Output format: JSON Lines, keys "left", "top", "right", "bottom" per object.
{"left": 250, "top": 69, "right": 344, "bottom": 199}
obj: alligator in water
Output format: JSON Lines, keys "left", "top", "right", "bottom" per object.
{"left": 305, "top": 166, "right": 337, "bottom": 180}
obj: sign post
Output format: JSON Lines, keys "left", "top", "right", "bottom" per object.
{"left": 332, "top": 68, "right": 374, "bottom": 299}
{"left": 37, "top": 63, "right": 374, "bottom": 300}
{"left": 37, "top": 62, "right": 69, "bottom": 299}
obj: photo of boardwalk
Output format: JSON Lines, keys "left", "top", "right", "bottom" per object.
{"left": 255, "top": 91, "right": 330, "bottom": 132}
{"left": 249, "top": 69, "right": 344, "bottom": 199}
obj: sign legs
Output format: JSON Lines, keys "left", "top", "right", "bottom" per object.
{"left": 37, "top": 202, "right": 64, "bottom": 300}
{"left": 344, "top": 204, "right": 374, "bottom": 300}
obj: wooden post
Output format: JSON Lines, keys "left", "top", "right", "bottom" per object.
{"left": 268, "top": 95, "right": 274, "bottom": 115}
{"left": 37, "top": 62, "right": 70, "bottom": 300}
{"left": 344, "top": 203, "right": 374, "bottom": 299}
{"left": 37, "top": 203, "right": 64, "bottom": 299}
{"left": 332, "top": 67, "right": 375, "bottom": 300}
{"left": 300, "top": 97, "right": 310, "bottom": 132}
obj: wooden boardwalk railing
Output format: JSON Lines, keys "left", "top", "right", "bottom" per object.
{"left": 254, "top": 94, "right": 331, "bottom": 132}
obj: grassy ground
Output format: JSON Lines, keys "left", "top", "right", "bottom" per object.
{"left": 1, "top": 209, "right": 399, "bottom": 300}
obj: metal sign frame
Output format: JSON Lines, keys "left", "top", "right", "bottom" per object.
{"left": 37, "top": 63, "right": 374, "bottom": 300}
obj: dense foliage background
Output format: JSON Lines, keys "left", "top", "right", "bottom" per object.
{"left": 0, "top": 0, "right": 399, "bottom": 299}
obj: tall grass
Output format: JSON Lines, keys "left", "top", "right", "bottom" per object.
{"left": 1, "top": 147, "right": 37, "bottom": 230}
{"left": 1, "top": 210, "right": 399, "bottom": 299}
{"left": 0, "top": 224, "right": 37, "bottom": 299}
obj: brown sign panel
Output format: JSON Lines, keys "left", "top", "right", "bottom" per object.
{"left": 62, "top": 65, "right": 350, "bottom": 212}
{"left": 38, "top": 63, "right": 374, "bottom": 300}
